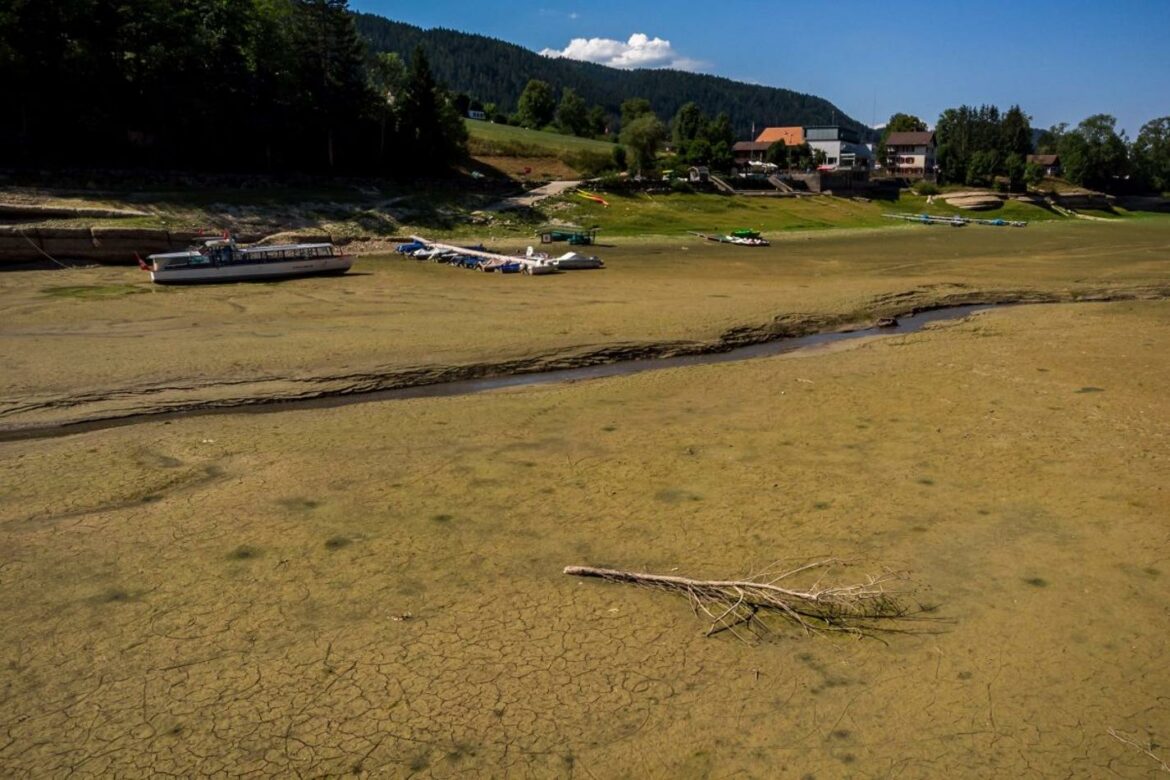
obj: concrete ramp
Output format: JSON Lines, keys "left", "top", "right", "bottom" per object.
{"left": 485, "top": 180, "right": 581, "bottom": 211}
{"left": 767, "top": 175, "right": 795, "bottom": 193}
{"left": 708, "top": 174, "right": 737, "bottom": 194}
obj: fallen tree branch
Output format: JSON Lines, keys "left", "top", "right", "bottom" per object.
{"left": 564, "top": 560, "right": 927, "bottom": 639}
{"left": 1108, "top": 728, "right": 1170, "bottom": 773}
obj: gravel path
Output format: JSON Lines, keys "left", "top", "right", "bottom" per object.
{"left": 485, "top": 180, "right": 581, "bottom": 211}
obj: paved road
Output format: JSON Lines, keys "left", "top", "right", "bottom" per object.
{"left": 486, "top": 180, "right": 581, "bottom": 211}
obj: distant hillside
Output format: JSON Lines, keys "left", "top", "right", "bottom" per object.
{"left": 354, "top": 13, "right": 872, "bottom": 141}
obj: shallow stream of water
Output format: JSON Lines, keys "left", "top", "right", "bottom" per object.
{"left": 1, "top": 304, "right": 1000, "bottom": 442}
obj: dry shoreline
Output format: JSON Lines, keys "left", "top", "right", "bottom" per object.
{"left": 4, "top": 284, "right": 1169, "bottom": 438}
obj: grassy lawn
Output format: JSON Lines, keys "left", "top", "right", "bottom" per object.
{"left": 2, "top": 178, "right": 1151, "bottom": 252}
{"left": 547, "top": 190, "right": 1066, "bottom": 237}
{"left": 465, "top": 119, "right": 617, "bottom": 157}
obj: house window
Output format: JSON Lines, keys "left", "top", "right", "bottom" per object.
{"left": 827, "top": 157, "right": 837, "bottom": 164}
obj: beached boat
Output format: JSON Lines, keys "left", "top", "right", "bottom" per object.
{"left": 520, "top": 247, "right": 604, "bottom": 271}
{"left": 403, "top": 236, "right": 600, "bottom": 275}
{"left": 689, "top": 230, "right": 770, "bottom": 247}
{"left": 144, "top": 236, "right": 352, "bottom": 284}
{"left": 882, "top": 212, "right": 1027, "bottom": 228}
{"left": 551, "top": 251, "right": 605, "bottom": 270}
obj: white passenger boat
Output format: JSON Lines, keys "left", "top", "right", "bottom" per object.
{"left": 143, "top": 236, "right": 352, "bottom": 284}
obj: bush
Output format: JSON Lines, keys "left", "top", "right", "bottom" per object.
{"left": 594, "top": 174, "right": 627, "bottom": 191}
{"left": 565, "top": 149, "right": 616, "bottom": 178}
{"left": 612, "top": 145, "right": 627, "bottom": 171}
{"left": 1024, "top": 162, "right": 1044, "bottom": 189}
{"left": 913, "top": 181, "right": 940, "bottom": 196}
{"left": 669, "top": 179, "right": 695, "bottom": 194}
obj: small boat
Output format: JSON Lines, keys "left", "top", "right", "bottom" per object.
{"left": 143, "top": 235, "right": 351, "bottom": 284}
{"left": 876, "top": 316, "right": 899, "bottom": 328}
{"left": 551, "top": 251, "right": 605, "bottom": 270}
{"left": 480, "top": 257, "right": 523, "bottom": 273}
{"left": 404, "top": 236, "right": 604, "bottom": 276}
{"left": 882, "top": 213, "right": 1027, "bottom": 228}
{"left": 689, "top": 230, "right": 770, "bottom": 247}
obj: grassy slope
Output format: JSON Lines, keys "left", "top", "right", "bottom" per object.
{"left": 0, "top": 188, "right": 1095, "bottom": 247}
{"left": 465, "top": 119, "right": 616, "bottom": 157}
{"left": 546, "top": 191, "right": 1066, "bottom": 237}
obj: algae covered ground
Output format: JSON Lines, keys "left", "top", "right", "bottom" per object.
{"left": 2, "top": 218, "right": 1170, "bottom": 776}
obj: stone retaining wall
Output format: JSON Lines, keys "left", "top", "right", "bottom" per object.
{"left": 0, "top": 227, "right": 264, "bottom": 263}
{"left": 0, "top": 227, "right": 355, "bottom": 264}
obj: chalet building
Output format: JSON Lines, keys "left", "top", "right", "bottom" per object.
{"left": 732, "top": 141, "right": 771, "bottom": 165}
{"left": 884, "top": 131, "right": 936, "bottom": 178}
{"left": 1026, "top": 154, "right": 1061, "bottom": 177}
{"left": 755, "top": 126, "right": 805, "bottom": 146}
{"left": 804, "top": 125, "right": 872, "bottom": 170}
{"left": 733, "top": 126, "right": 805, "bottom": 165}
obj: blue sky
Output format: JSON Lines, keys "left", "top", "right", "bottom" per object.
{"left": 351, "top": 0, "right": 1169, "bottom": 137}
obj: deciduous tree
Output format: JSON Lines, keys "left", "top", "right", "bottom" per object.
{"left": 766, "top": 141, "right": 789, "bottom": 168}
{"left": 620, "top": 97, "right": 654, "bottom": 128}
{"left": 671, "top": 102, "right": 706, "bottom": 146}
{"left": 1058, "top": 114, "right": 1128, "bottom": 190}
{"left": 619, "top": 114, "right": 666, "bottom": 174}
{"left": 516, "top": 79, "right": 555, "bottom": 129}
{"left": 554, "top": 87, "right": 590, "bottom": 136}
{"left": 1131, "top": 116, "right": 1170, "bottom": 192}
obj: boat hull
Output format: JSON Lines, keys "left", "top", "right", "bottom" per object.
{"left": 151, "top": 255, "right": 353, "bottom": 284}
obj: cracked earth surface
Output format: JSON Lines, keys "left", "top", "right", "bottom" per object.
{"left": 3, "top": 300, "right": 1170, "bottom": 776}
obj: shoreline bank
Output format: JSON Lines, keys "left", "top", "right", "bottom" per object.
{"left": 4, "top": 287, "right": 1168, "bottom": 439}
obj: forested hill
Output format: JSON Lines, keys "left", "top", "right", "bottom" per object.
{"left": 354, "top": 13, "right": 870, "bottom": 140}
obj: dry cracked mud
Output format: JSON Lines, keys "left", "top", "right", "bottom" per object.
{"left": 2, "top": 299, "right": 1170, "bottom": 776}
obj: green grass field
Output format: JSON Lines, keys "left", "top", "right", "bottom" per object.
{"left": 465, "top": 119, "right": 617, "bottom": 157}
{"left": 547, "top": 190, "right": 1066, "bottom": 237}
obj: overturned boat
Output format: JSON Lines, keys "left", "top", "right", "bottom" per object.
{"left": 143, "top": 235, "right": 352, "bottom": 284}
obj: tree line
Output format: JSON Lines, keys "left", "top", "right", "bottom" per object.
{"left": 0, "top": 0, "right": 467, "bottom": 175}
{"left": 889, "top": 103, "right": 1170, "bottom": 193}
{"left": 1038, "top": 116, "right": 1170, "bottom": 193}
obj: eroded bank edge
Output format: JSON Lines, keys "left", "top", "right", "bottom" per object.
{"left": 2, "top": 285, "right": 1168, "bottom": 441}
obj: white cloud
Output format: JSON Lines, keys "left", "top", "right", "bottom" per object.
{"left": 540, "top": 33, "right": 704, "bottom": 71}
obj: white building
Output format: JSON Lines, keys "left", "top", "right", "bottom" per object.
{"left": 804, "top": 126, "right": 872, "bottom": 170}
{"left": 884, "top": 131, "right": 936, "bottom": 178}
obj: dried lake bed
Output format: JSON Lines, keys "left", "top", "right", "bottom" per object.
{"left": 2, "top": 221, "right": 1170, "bottom": 776}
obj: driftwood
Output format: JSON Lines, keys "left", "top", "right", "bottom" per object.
{"left": 1108, "top": 728, "right": 1170, "bottom": 773}
{"left": 564, "top": 560, "right": 923, "bottom": 640}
